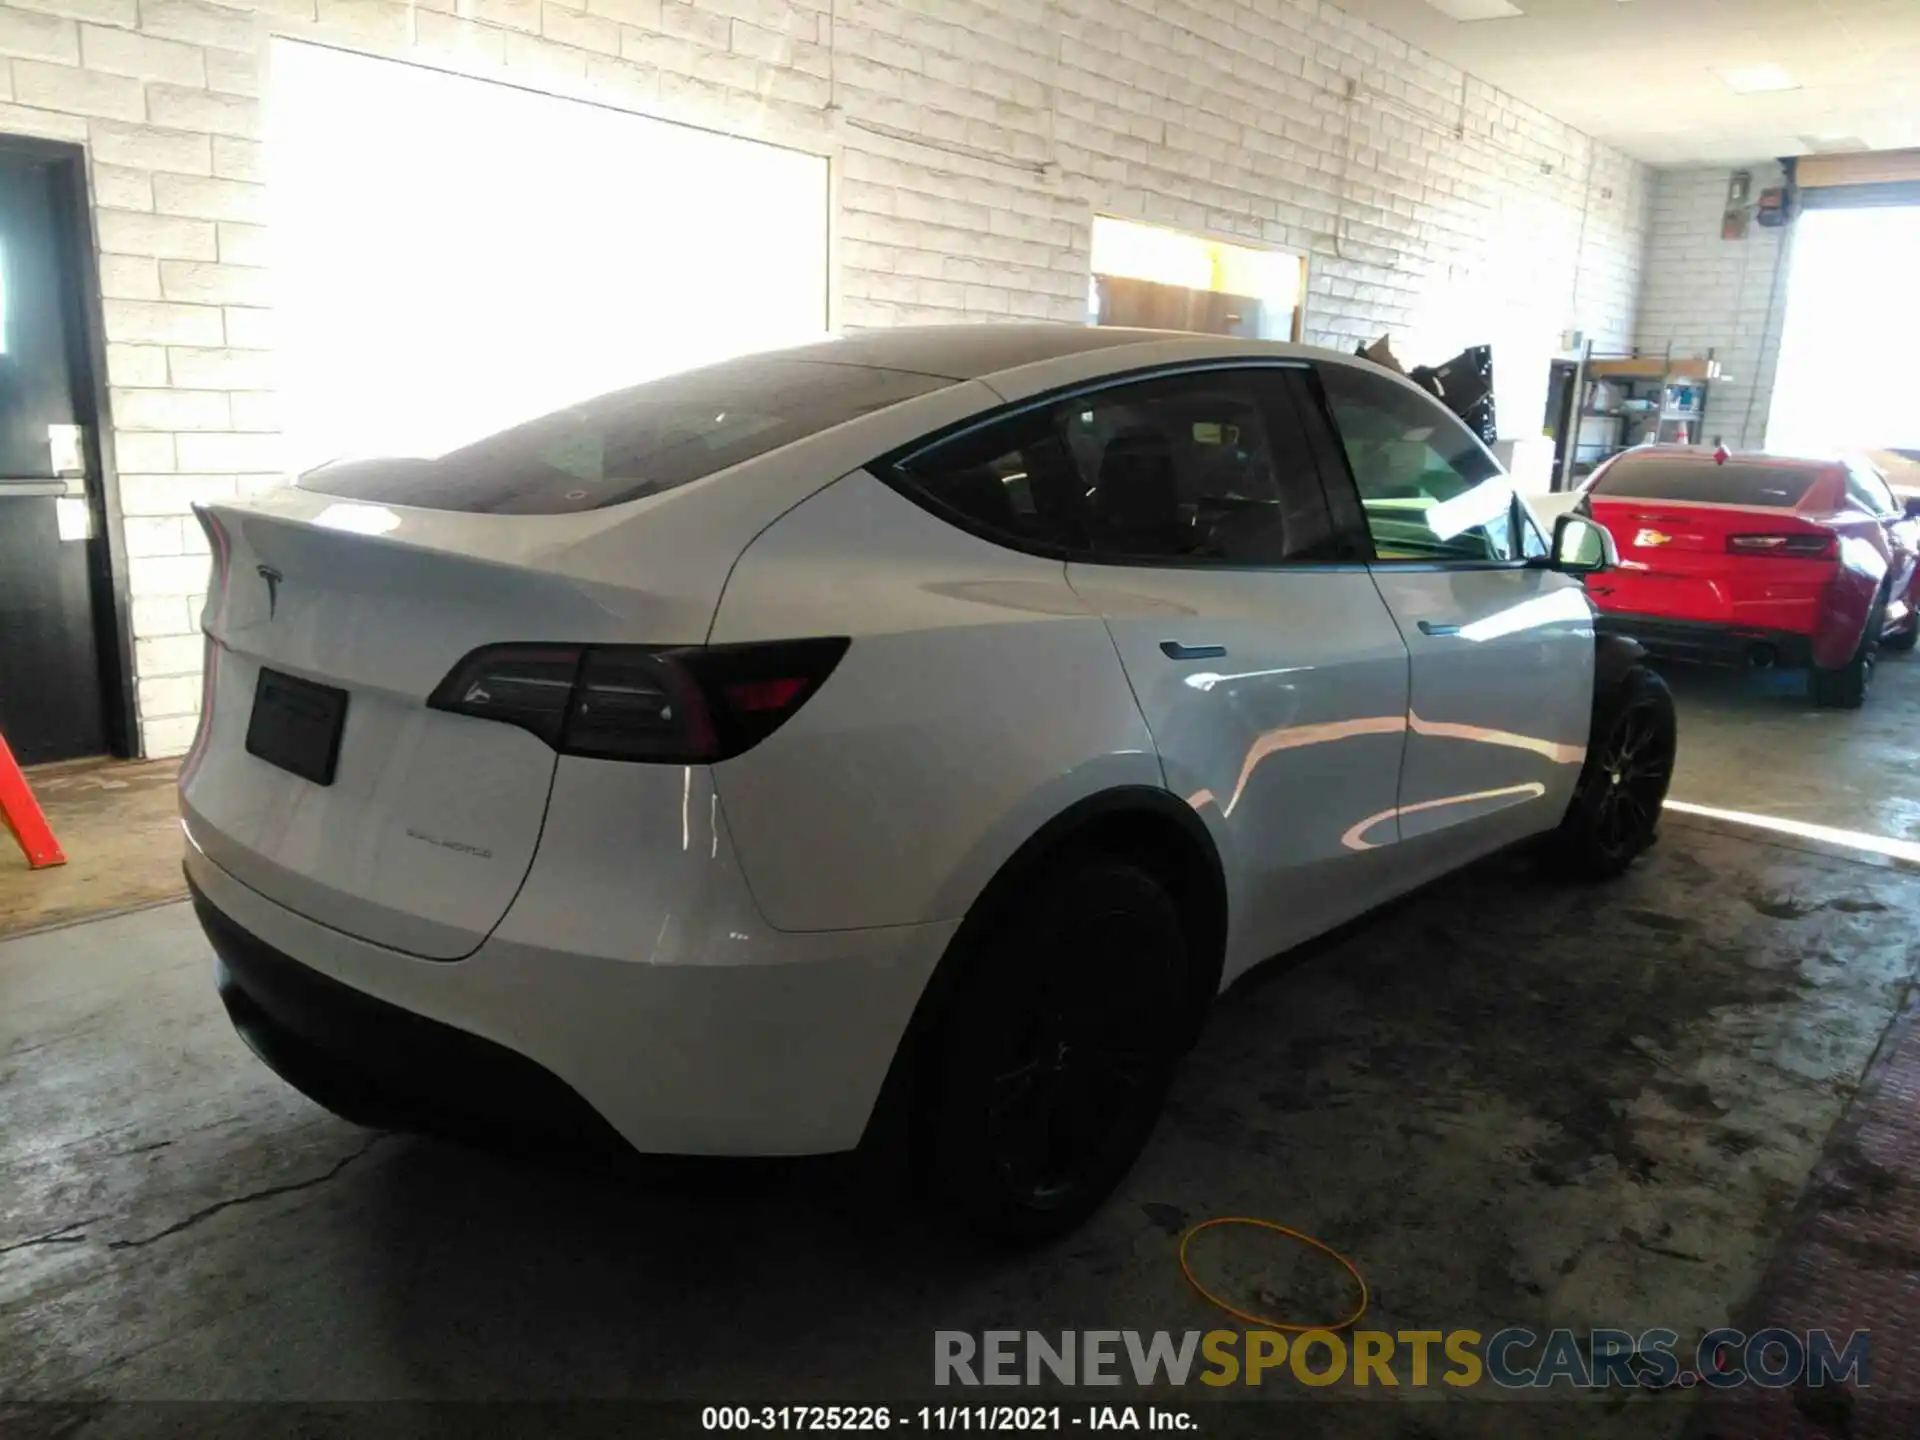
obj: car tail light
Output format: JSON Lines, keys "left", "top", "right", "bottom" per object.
{"left": 1727, "top": 533, "right": 1834, "bottom": 559}
{"left": 427, "top": 638, "right": 849, "bottom": 762}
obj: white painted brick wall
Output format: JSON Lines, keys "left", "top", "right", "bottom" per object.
{"left": 2, "top": 0, "right": 1653, "bottom": 757}
{"left": 1633, "top": 162, "right": 1792, "bottom": 451}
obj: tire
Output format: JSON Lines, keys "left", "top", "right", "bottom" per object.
{"left": 927, "top": 854, "right": 1190, "bottom": 1243}
{"left": 1551, "top": 665, "right": 1677, "bottom": 880}
{"left": 1882, "top": 618, "right": 1917, "bottom": 653}
{"left": 1809, "top": 597, "right": 1884, "bottom": 708}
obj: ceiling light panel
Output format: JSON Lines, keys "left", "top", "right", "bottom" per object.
{"left": 1713, "top": 64, "right": 1801, "bottom": 94}
{"left": 1423, "top": 0, "right": 1522, "bottom": 19}
{"left": 1797, "top": 135, "right": 1871, "bottom": 154}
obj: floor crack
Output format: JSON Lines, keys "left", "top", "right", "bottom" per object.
{"left": 0, "top": 1217, "right": 104, "bottom": 1257}
{"left": 106, "top": 1133, "right": 393, "bottom": 1251}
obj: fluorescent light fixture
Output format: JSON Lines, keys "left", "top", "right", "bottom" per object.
{"left": 1797, "top": 135, "right": 1870, "bottom": 154}
{"left": 1424, "top": 0, "right": 1521, "bottom": 17}
{"left": 1713, "top": 64, "right": 1800, "bottom": 95}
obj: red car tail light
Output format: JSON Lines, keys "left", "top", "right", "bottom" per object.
{"left": 1726, "top": 533, "right": 1834, "bottom": 559}
{"left": 428, "top": 638, "right": 849, "bottom": 762}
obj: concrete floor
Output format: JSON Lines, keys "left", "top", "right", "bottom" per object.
{"left": 5, "top": 660, "right": 1920, "bottom": 1436}
{"left": 1664, "top": 649, "right": 1920, "bottom": 841}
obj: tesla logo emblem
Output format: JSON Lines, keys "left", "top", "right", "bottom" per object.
{"left": 257, "top": 564, "right": 283, "bottom": 618}
{"left": 1634, "top": 529, "right": 1672, "bottom": 547}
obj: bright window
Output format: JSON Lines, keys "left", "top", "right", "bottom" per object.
{"left": 267, "top": 40, "right": 830, "bottom": 471}
{"left": 1089, "top": 216, "right": 1303, "bottom": 341}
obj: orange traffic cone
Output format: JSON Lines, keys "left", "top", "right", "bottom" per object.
{"left": 0, "top": 733, "right": 66, "bottom": 869}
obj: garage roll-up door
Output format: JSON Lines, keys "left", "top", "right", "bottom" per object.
{"left": 1792, "top": 149, "right": 1920, "bottom": 210}
{"left": 267, "top": 40, "right": 830, "bottom": 470}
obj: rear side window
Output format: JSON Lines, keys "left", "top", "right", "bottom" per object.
{"left": 297, "top": 360, "right": 952, "bottom": 514}
{"left": 1845, "top": 462, "right": 1897, "bottom": 518}
{"left": 1590, "top": 459, "right": 1817, "bottom": 508}
{"left": 887, "top": 368, "right": 1341, "bottom": 566}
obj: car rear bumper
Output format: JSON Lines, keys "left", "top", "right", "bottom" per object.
{"left": 187, "top": 837, "right": 956, "bottom": 1157}
{"left": 1592, "top": 613, "right": 1814, "bottom": 669}
{"left": 198, "top": 874, "right": 629, "bottom": 1151}
{"left": 1585, "top": 569, "right": 1825, "bottom": 636}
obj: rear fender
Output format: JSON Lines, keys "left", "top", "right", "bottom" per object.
{"left": 706, "top": 471, "right": 1165, "bottom": 933}
{"left": 1814, "top": 532, "right": 1891, "bottom": 668}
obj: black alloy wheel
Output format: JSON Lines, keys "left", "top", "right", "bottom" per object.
{"left": 929, "top": 855, "right": 1189, "bottom": 1242}
{"left": 1590, "top": 686, "right": 1676, "bottom": 861}
{"left": 1553, "top": 665, "right": 1677, "bottom": 879}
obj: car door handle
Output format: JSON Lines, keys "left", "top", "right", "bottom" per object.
{"left": 1160, "top": 640, "right": 1227, "bottom": 660}
{"left": 1417, "top": 621, "right": 1461, "bottom": 637}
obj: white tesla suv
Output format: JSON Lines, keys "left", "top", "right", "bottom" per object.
{"left": 181, "top": 325, "right": 1676, "bottom": 1239}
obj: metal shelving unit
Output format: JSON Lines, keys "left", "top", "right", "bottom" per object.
{"left": 1566, "top": 343, "right": 1727, "bottom": 482}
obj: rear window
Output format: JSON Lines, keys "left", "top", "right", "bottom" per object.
{"left": 1590, "top": 459, "right": 1818, "bottom": 508}
{"left": 296, "top": 359, "right": 952, "bottom": 514}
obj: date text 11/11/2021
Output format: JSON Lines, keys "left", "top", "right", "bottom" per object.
{"left": 701, "top": 1405, "right": 1197, "bottom": 1431}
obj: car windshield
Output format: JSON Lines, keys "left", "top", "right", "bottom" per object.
{"left": 1590, "top": 459, "right": 1817, "bottom": 508}
{"left": 296, "top": 359, "right": 953, "bottom": 515}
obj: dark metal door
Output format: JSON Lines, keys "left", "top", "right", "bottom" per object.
{"left": 0, "top": 148, "right": 109, "bottom": 764}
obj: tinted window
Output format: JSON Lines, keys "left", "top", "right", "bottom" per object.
{"left": 1316, "top": 362, "right": 1519, "bottom": 562}
{"left": 1846, "top": 462, "right": 1898, "bottom": 517}
{"left": 889, "top": 369, "right": 1339, "bottom": 565}
{"left": 297, "top": 360, "right": 952, "bottom": 514}
{"left": 1590, "top": 459, "right": 1817, "bottom": 508}
{"left": 1519, "top": 506, "right": 1550, "bottom": 559}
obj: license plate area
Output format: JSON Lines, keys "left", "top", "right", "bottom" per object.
{"left": 245, "top": 668, "right": 348, "bottom": 786}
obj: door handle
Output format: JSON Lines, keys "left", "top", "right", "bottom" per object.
{"left": 1417, "top": 621, "right": 1461, "bottom": 637}
{"left": 1160, "top": 640, "right": 1227, "bottom": 660}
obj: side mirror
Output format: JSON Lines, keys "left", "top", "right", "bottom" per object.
{"left": 1902, "top": 495, "right": 1920, "bottom": 521}
{"left": 1551, "top": 512, "right": 1617, "bottom": 575}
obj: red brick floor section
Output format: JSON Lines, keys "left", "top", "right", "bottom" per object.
{"left": 1693, "top": 989, "right": 1920, "bottom": 1439}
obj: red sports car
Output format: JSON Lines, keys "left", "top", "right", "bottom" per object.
{"left": 1575, "top": 446, "right": 1920, "bottom": 707}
